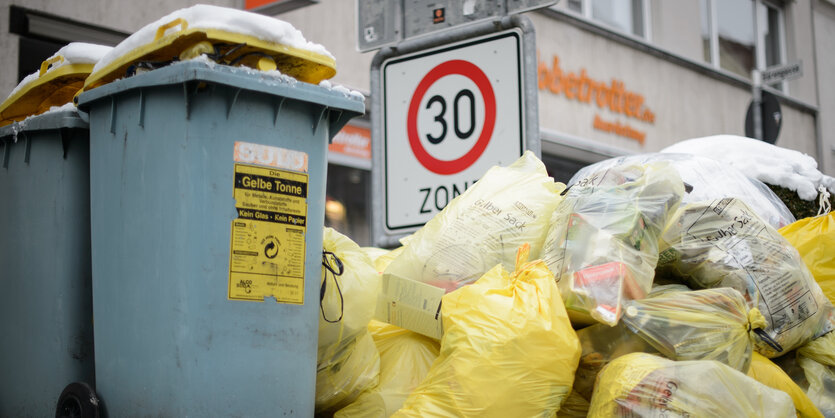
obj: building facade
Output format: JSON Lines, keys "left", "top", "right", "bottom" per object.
{"left": 1, "top": 0, "right": 833, "bottom": 245}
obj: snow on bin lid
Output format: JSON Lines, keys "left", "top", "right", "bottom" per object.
{"left": 0, "top": 103, "right": 85, "bottom": 144}
{"left": 6, "top": 43, "right": 112, "bottom": 102}
{"left": 0, "top": 42, "right": 111, "bottom": 127}
{"left": 662, "top": 135, "right": 835, "bottom": 201}
{"left": 88, "top": 4, "right": 335, "bottom": 88}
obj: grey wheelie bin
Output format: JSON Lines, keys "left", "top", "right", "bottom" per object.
{"left": 0, "top": 110, "right": 97, "bottom": 417}
{"left": 75, "top": 60, "right": 364, "bottom": 416}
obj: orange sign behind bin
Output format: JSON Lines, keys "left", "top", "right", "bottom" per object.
{"left": 244, "top": 0, "right": 279, "bottom": 9}
{"left": 329, "top": 124, "right": 371, "bottom": 161}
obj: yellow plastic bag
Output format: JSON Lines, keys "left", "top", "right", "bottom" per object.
{"left": 363, "top": 246, "right": 404, "bottom": 274}
{"left": 748, "top": 351, "right": 822, "bottom": 418}
{"left": 588, "top": 353, "right": 795, "bottom": 417}
{"left": 542, "top": 161, "right": 684, "bottom": 326}
{"left": 797, "top": 355, "right": 835, "bottom": 418}
{"left": 361, "top": 247, "right": 391, "bottom": 271}
{"left": 780, "top": 213, "right": 835, "bottom": 304}
{"left": 317, "top": 333, "right": 380, "bottom": 413}
{"left": 620, "top": 287, "right": 762, "bottom": 371}
{"left": 773, "top": 333, "right": 835, "bottom": 418}
{"left": 569, "top": 152, "right": 796, "bottom": 229}
{"left": 316, "top": 228, "right": 382, "bottom": 412}
{"left": 556, "top": 391, "right": 591, "bottom": 418}
{"left": 335, "top": 321, "right": 440, "bottom": 418}
{"left": 383, "top": 151, "right": 564, "bottom": 293}
{"left": 798, "top": 331, "right": 835, "bottom": 367}
{"left": 574, "top": 320, "right": 660, "bottom": 402}
{"left": 774, "top": 342, "right": 835, "bottom": 418}
{"left": 658, "top": 198, "right": 835, "bottom": 357}
{"left": 573, "top": 287, "right": 762, "bottom": 402}
{"left": 394, "top": 245, "right": 581, "bottom": 417}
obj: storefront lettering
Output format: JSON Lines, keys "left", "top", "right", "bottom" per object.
{"left": 593, "top": 115, "right": 646, "bottom": 144}
{"left": 538, "top": 54, "right": 656, "bottom": 124}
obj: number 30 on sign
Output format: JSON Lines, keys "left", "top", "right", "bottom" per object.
{"left": 382, "top": 30, "right": 524, "bottom": 232}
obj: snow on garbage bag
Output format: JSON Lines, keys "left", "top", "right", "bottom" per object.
{"left": 747, "top": 351, "right": 823, "bottom": 418}
{"left": 383, "top": 151, "right": 564, "bottom": 293}
{"left": 780, "top": 212, "right": 835, "bottom": 305}
{"left": 573, "top": 287, "right": 764, "bottom": 401}
{"left": 393, "top": 244, "right": 581, "bottom": 417}
{"left": 657, "top": 197, "right": 835, "bottom": 357}
{"left": 542, "top": 161, "right": 684, "bottom": 326}
{"left": 661, "top": 135, "right": 835, "bottom": 204}
{"left": 335, "top": 321, "right": 440, "bottom": 418}
{"left": 570, "top": 153, "right": 795, "bottom": 229}
{"left": 317, "top": 228, "right": 382, "bottom": 412}
{"left": 588, "top": 352, "right": 796, "bottom": 418}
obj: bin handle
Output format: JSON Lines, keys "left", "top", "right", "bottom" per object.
{"left": 154, "top": 18, "right": 188, "bottom": 41}
{"left": 39, "top": 55, "right": 65, "bottom": 76}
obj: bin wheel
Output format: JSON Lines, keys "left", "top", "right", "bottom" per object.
{"left": 55, "top": 382, "right": 99, "bottom": 418}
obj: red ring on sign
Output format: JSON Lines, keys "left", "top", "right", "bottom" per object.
{"left": 406, "top": 60, "right": 496, "bottom": 175}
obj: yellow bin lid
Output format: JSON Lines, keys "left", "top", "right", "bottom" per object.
{"left": 0, "top": 56, "right": 92, "bottom": 127}
{"left": 82, "top": 18, "right": 337, "bottom": 92}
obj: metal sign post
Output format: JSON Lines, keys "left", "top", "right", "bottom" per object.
{"left": 370, "top": 14, "right": 541, "bottom": 247}
{"left": 748, "top": 60, "right": 801, "bottom": 143}
{"left": 751, "top": 69, "right": 764, "bottom": 141}
{"left": 357, "top": 0, "right": 556, "bottom": 52}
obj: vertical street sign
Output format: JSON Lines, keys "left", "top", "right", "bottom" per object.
{"left": 383, "top": 30, "right": 523, "bottom": 232}
{"left": 370, "top": 15, "right": 541, "bottom": 247}
{"left": 749, "top": 61, "right": 800, "bottom": 143}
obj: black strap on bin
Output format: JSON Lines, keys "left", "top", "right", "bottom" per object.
{"left": 227, "top": 51, "right": 273, "bottom": 66}
{"left": 320, "top": 251, "right": 345, "bottom": 323}
{"left": 1, "top": 138, "right": 9, "bottom": 169}
{"left": 60, "top": 128, "right": 71, "bottom": 159}
{"left": 210, "top": 43, "right": 246, "bottom": 64}
{"left": 23, "top": 132, "right": 31, "bottom": 163}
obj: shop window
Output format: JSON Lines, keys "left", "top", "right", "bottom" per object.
{"left": 9, "top": 6, "right": 127, "bottom": 82}
{"left": 17, "top": 37, "right": 65, "bottom": 82}
{"left": 325, "top": 164, "right": 371, "bottom": 246}
{"left": 541, "top": 153, "right": 590, "bottom": 185}
{"left": 761, "top": 2, "right": 785, "bottom": 89}
{"left": 567, "top": 0, "right": 649, "bottom": 39}
{"left": 701, "top": 0, "right": 787, "bottom": 89}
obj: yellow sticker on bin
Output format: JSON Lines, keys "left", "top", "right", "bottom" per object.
{"left": 229, "top": 161, "right": 308, "bottom": 304}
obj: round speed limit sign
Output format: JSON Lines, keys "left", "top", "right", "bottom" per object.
{"left": 383, "top": 30, "right": 524, "bottom": 232}
{"left": 407, "top": 59, "right": 497, "bottom": 175}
